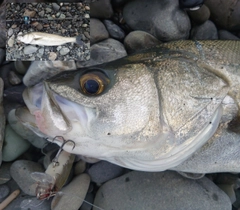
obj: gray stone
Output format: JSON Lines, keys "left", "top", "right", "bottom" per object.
{"left": 90, "top": 18, "right": 109, "bottom": 45}
{"left": 38, "top": 10, "right": 44, "bottom": 17}
{"left": 52, "top": 3, "right": 60, "bottom": 11}
{"left": 23, "top": 61, "right": 76, "bottom": 87}
{"left": 191, "top": 20, "right": 218, "bottom": 40}
{"left": 124, "top": 30, "right": 162, "bottom": 54}
{"left": 14, "top": 61, "right": 31, "bottom": 75}
{"left": 218, "top": 30, "right": 240, "bottom": 40}
{"left": 7, "top": 109, "right": 47, "bottom": 149}
{"left": 10, "top": 160, "right": 44, "bottom": 196}
{"left": 93, "top": 171, "right": 232, "bottom": 210}
{"left": 205, "top": 0, "right": 240, "bottom": 31}
{"left": 51, "top": 174, "right": 90, "bottom": 210}
{"left": 7, "top": 28, "right": 13, "bottom": 37}
{"left": 0, "top": 163, "right": 11, "bottom": 184}
{"left": 103, "top": 20, "right": 125, "bottom": 40}
{"left": 90, "top": 0, "right": 113, "bottom": 18}
{"left": 0, "top": 78, "right": 4, "bottom": 166}
{"left": 24, "top": 46, "right": 38, "bottom": 55}
{"left": 8, "top": 71, "right": 21, "bottom": 85}
{"left": 77, "top": 38, "right": 127, "bottom": 68}
{"left": 7, "top": 35, "right": 15, "bottom": 48}
{"left": 59, "top": 47, "right": 70, "bottom": 55}
{"left": 188, "top": 4, "right": 210, "bottom": 24}
{"left": 123, "top": 0, "right": 191, "bottom": 41}
{"left": 74, "top": 160, "right": 86, "bottom": 176}
{"left": 0, "top": 185, "right": 10, "bottom": 202}
{"left": 2, "top": 125, "right": 31, "bottom": 162}
{"left": 88, "top": 161, "right": 124, "bottom": 184}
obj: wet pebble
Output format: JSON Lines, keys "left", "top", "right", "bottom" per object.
{"left": 123, "top": 0, "right": 191, "bottom": 41}
{"left": 218, "top": 30, "right": 240, "bottom": 40}
{"left": 74, "top": 160, "right": 86, "bottom": 176}
{"left": 190, "top": 20, "right": 218, "bottom": 40}
{"left": 2, "top": 125, "right": 31, "bottom": 162}
{"left": 0, "top": 184, "right": 10, "bottom": 202}
{"left": 23, "top": 61, "right": 76, "bottom": 87}
{"left": 187, "top": 4, "right": 210, "bottom": 24}
{"left": 124, "top": 30, "right": 162, "bottom": 54}
{"left": 94, "top": 171, "right": 232, "bottom": 210}
{"left": 51, "top": 173, "right": 90, "bottom": 210}
{"left": 52, "top": 3, "right": 60, "bottom": 11}
{"left": 88, "top": 161, "right": 125, "bottom": 184}
{"left": 24, "top": 46, "right": 38, "bottom": 55}
{"left": 7, "top": 109, "right": 47, "bottom": 149}
{"left": 10, "top": 160, "right": 44, "bottom": 196}
{"left": 90, "top": 0, "right": 113, "bottom": 18}
{"left": 59, "top": 47, "right": 70, "bottom": 55}
{"left": 103, "top": 20, "right": 125, "bottom": 40}
{"left": 77, "top": 38, "right": 127, "bottom": 67}
{"left": 90, "top": 18, "right": 109, "bottom": 45}
{"left": 0, "top": 78, "right": 4, "bottom": 165}
{"left": 14, "top": 61, "right": 31, "bottom": 75}
{"left": 49, "top": 52, "right": 57, "bottom": 60}
{"left": 0, "top": 163, "right": 11, "bottom": 184}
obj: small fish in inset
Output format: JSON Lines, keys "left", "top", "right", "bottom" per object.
{"left": 17, "top": 32, "right": 83, "bottom": 46}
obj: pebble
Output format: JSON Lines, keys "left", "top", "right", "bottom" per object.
{"left": 103, "top": 20, "right": 125, "bottom": 40}
{"left": 123, "top": 0, "right": 191, "bottom": 41}
{"left": 59, "top": 47, "right": 70, "bottom": 55}
{"left": 10, "top": 160, "right": 44, "bottom": 196}
{"left": 90, "top": 0, "right": 114, "bottom": 18}
{"left": 187, "top": 4, "right": 210, "bottom": 24}
{"left": 74, "top": 160, "right": 86, "bottom": 176}
{"left": 190, "top": 20, "right": 218, "bottom": 40}
{"left": 23, "top": 61, "right": 76, "bottom": 87}
{"left": 24, "top": 46, "right": 38, "bottom": 55}
{"left": 51, "top": 174, "right": 90, "bottom": 210}
{"left": 14, "top": 61, "right": 31, "bottom": 75}
{"left": 49, "top": 52, "right": 57, "bottom": 60}
{"left": 7, "top": 28, "right": 13, "bottom": 37}
{"left": 52, "top": 3, "right": 60, "bottom": 11}
{"left": 8, "top": 71, "right": 21, "bottom": 85}
{"left": 90, "top": 18, "right": 109, "bottom": 45}
{"left": 23, "top": 9, "right": 36, "bottom": 17}
{"left": 124, "top": 30, "right": 162, "bottom": 54}
{"left": 93, "top": 171, "right": 232, "bottom": 210}
{"left": 2, "top": 125, "right": 31, "bottom": 162}
{"left": 0, "top": 163, "right": 11, "bottom": 184}
{"left": 77, "top": 38, "right": 127, "bottom": 68}
{"left": 218, "top": 30, "right": 240, "bottom": 40}
{"left": 0, "top": 78, "right": 4, "bottom": 165}
{"left": 88, "top": 161, "right": 125, "bottom": 184}
{"left": 7, "top": 109, "right": 48, "bottom": 149}
{"left": 205, "top": 0, "right": 240, "bottom": 31}
{"left": 0, "top": 184, "right": 10, "bottom": 202}
{"left": 7, "top": 35, "right": 15, "bottom": 48}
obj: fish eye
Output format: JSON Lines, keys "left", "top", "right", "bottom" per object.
{"left": 79, "top": 71, "right": 110, "bottom": 95}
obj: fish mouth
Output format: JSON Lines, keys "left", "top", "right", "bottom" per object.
{"left": 16, "top": 82, "right": 95, "bottom": 141}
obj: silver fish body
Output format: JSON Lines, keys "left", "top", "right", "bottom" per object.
{"left": 16, "top": 40, "right": 240, "bottom": 172}
{"left": 17, "top": 32, "right": 77, "bottom": 46}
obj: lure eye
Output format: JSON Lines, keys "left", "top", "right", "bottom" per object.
{"left": 79, "top": 71, "right": 110, "bottom": 95}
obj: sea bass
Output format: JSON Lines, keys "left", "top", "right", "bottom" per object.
{"left": 17, "top": 32, "right": 83, "bottom": 46}
{"left": 16, "top": 40, "right": 240, "bottom": 173}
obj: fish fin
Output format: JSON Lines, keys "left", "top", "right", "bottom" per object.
{"left": 33, "top": 37, "right": 42, "bottom": 41}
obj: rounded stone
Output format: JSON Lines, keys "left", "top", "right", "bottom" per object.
{"left": 90, "top": 0, "right": 113, "bottom": 18}
{"left": 14, "top": 61, "right": 31, "bottom": 75}
{"left": 205, "top": 0, "right": 240, "bottom": 31}
{"left": 94, "top": 171, "right": 232, "bottom": 210}
{"left": 123, "top": 0, "right": 191, "bottom": 41}
{"left": 187, "top": 4, "right": 210, "bottom": 24}
{"left": 74, "top": 160, "right": 86, "bottom": 176}
{"left": 124, "top": 30, "right": 162, "bottom": 54}
{"left": 218, "top": 30, "right": 240, "bottom": 40}
{"left": 2, "top": 125, "right": 31, "bottom": 162}
{"left": 103, "top": 20, "right": 125, "bottom": 40}
{"left": 90, "top": 18, "right": 109, "bottom": 45}
{"left": 23, "top": 46, "right": 38, "bottom": 55}
{"left": 10, "top": 160, "right": 44, "bottom": 196}
{"left": 190, "top": 20, "right": 218, "bottom": 40}
{"left": 51, "top": 174, "right": 90, "bottom": 210}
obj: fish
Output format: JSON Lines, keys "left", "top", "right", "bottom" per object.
{"left": 17, "top": 32, "right": 83, "bottom": 46}
{"left": 16, "top": 40, "right": 240, "bottom": 172}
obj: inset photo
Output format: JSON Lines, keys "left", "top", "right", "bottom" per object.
{"left": 6, "top": 2, "right": 90, "bottom": 61}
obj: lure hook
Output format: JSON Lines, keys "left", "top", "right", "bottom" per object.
{"left": 51, "top": 136, "right": 75, "bottom": 167}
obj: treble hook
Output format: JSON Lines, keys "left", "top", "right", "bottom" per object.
{"left": 51, "top": 136, "right": 75, "bottom": 167}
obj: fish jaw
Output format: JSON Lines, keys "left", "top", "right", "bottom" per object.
{"left": 17, "top": 33, "right": 33, "bottom": 44}
{"left": 16, "top": 82, "right": 96, "bottom": 146}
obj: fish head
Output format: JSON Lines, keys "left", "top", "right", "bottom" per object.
{"left": 17, "top": 61, "right": 170, "bottom": 168}
{"left": 17, "top": 33, "right": 33, "bottom": 44}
